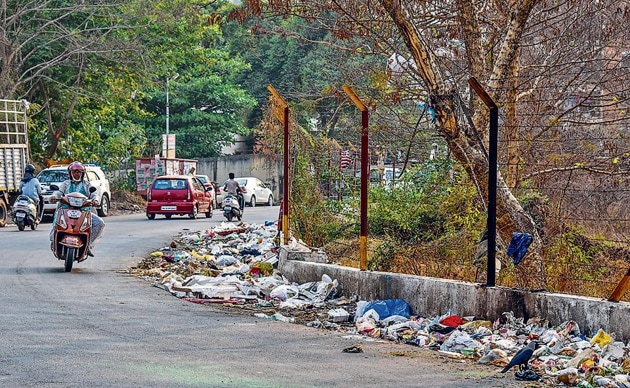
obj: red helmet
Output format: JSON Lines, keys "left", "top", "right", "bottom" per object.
{"left": 68, "top": 161, "right": 85, "bottom": 183}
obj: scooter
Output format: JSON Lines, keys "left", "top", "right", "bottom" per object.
{"left": 12, "top": 195, "right": 40, "bottom": 231}
{"left": 222, "top": 193, "right": 243, "bottom": 222}
{"left": 50, "top": 185, "right": 96, "bottom": 272}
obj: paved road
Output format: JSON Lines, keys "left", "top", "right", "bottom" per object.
{"left": 0, "top": 206, "right": 521, "bottom": 387}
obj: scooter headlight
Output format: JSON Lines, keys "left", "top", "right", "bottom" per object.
{"left": 68, "top": 196, "right": 85, "bottom": 207}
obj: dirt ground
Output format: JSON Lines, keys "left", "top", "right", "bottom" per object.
{"left": 109, "top": 191, "right": 146, "bottom": 216}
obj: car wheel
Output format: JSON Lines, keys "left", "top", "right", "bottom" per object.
{"left": 249, "top": 195, "right": 256, "bottom": 207}
{"left": 97, "top": 194, "right": 110, "bottom": 217}
{"left": 205, "top": 203, "right": 213, "bottom": 218}
{"left": 267, "top": 195, "right": 273, "bottom": 206}
{"left": 189, "top": 205, "right": 198, "bottom": 219}
{"left": 147, "top": 213, "right": 155, "bottom": 220}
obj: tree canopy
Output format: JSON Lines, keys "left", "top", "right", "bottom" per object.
{"left": 0, "top": 0, "right": 256, "bottom": 165}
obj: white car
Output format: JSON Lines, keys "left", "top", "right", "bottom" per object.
{"left": 218, "top": 177, "right": 274, "bottom": 207}
{"left": 37, "top": 164, "right": 112, "bottom": 217}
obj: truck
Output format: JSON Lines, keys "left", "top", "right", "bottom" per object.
{"left": 0, "top": 99, "right": 30, "bottom": 227}
{"left": 135, "top": 157, "right": 197, "bottom": 198}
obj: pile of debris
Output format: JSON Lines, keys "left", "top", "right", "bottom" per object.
{"left": 128, "top": 221, "right": 630, "bottom": 387}
{"left": 109, "top": 190, "right": 146, "bottom": 215}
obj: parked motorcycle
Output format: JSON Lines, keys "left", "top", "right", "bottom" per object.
{"left": 12, "top": 195, "right": 40, "bottom": 231}
{"left": 49, "top": 185, "right": 97, "bottom": 272}
{"left": 222, "top": 194, "right": 243, "bottom": 222}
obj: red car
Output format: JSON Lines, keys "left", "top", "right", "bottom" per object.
{"left": 146, "top": 175, "right": 213, "bottom": 219}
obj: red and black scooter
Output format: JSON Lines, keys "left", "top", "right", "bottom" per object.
{"left": 50, "top": 185, "right": 96, "bottom": 272}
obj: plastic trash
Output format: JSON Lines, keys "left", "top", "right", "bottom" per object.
{"left": 216, "top": 255, "right": 239, "bottom": 266}
{"left": 478, "top": 348, "right": 508, "bottom": 364}
{"left": 272, "top": 312, "right": 295, "bottom": 323}
{"left": 359, "top": 299, "right": 410, "bottom": 320}
{"left": 506, "top": 232, "right": 533, "bottom": 265}
{"left": 269, "top": 284, "right": 299, "bottom": 301}
{"left": 328, "top": 308, "right": 350, "bottom": 323}
{"left": 590, "top": 328, "right": 613, "bottom": 349}
{"left": 356, "top": 316, "right": 376, "bottom": 332}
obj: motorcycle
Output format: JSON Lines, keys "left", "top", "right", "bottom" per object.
{"left": 49, "top": 185, "right": 97, "bottom": 272}
{"left": 222, "top": 193, "right": 243, "bottom": 222}
{"left": 12, "top": 194, "right": 40, "bottom": 231}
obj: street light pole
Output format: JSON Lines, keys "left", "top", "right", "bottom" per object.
{"left": 165, "top": 73, "right": 179, "bottom": 158}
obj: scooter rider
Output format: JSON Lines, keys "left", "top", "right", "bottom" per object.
{"left": 50, "top": 161, "right": 104, "bottom": 257}
{"left": 19, "top": 163, "right": 43, "bottom": 219}
{"left": 223, "top": 172, "right": 244, "bottom": 210}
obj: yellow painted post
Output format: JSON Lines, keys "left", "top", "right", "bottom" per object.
{"left": 267, "top": 85, "right": 290, "bottom": 244}
{"left": 609, "top": 268, "right": 630, "bottom": 302}
{"left": 342, "top": 84, "right": 369, "bottom": 271}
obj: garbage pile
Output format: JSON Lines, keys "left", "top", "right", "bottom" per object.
{"left": 128, "top": 221, "right": 630, "bottom": 387}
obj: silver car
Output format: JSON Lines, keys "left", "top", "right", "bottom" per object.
{"left": 37, "top": 164, "right": 112, "bottom": 217}
{"left": 218, "top": 177, "right": 274, "bottom": 207}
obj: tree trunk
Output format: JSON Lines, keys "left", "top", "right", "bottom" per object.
{"left": 380, "top": 0, "right": 546, "bottom": 289}
{"left": 505, "top": 62, "right": 520, "bottom": 189}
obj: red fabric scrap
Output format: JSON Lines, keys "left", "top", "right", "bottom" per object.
{"left": 439, "top": 315, "right": 464, "bottom": 328}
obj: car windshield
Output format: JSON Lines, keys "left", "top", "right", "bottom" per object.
{"left": 37, "top": 170, "right": 68, "bottom": 183}
{"left": 153, "top": 179, "right": 187, "bottom": 190}
{"left": 196, "top": 176, "right": 208, "bottom": 184}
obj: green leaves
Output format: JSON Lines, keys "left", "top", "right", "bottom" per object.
{"left": 4, "top": 0, "right": 258, "bottom": 165}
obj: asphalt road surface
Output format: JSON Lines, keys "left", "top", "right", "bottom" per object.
{"left": 0, "top": 205, "right": 522, "bottom": 388}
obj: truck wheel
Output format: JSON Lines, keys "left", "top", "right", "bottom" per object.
{"left": 0, "top": 200, "right": 7, "bottom": 227}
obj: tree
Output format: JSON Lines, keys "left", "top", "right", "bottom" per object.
{"left": 134, "top": 1, "right": 257, "bottom": 158}
{"left": 228, "top": 0, "right": 630, "bottom": 289}
{"left": 2, "top": 0, "right": 257, "bottom": 164}
{"left": 0, "top": 1, "right": 149, "bottom": 162}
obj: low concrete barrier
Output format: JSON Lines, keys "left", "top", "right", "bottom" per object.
{"left": 278, "top": 247, "right": 630, "bottom": 341}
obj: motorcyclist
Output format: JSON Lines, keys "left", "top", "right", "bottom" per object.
{"left": 223, "top": 172, "right": 244, "bottom": 210}
{"left": 50, "top": 161, "right": 104, "bottom": 257}
{"left": 19, "top": 163, "right": 43, "bottom": 218}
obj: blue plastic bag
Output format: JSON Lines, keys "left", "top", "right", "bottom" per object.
{"left": 506, "top": 233, "right": 533, "bottom": 265}
{"left": 360, "top": 299, "right": 411, "bottom": 319}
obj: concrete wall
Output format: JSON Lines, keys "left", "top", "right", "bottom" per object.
{"left": 279, "top": 248, "right": 630, "bottom": 341}
{"left": 195, "top": 154, "right": 283, "bottom": 199}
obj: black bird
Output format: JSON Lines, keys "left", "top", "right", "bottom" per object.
{"left": 500, "top": 341, "right": 537, "bottom": 373}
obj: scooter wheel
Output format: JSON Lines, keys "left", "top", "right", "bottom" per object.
{"left": 17, "top": 220, "right": 25, "bottom": 231}
{"left": 64, "top": 247, "right": 75, "bottom": 272}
